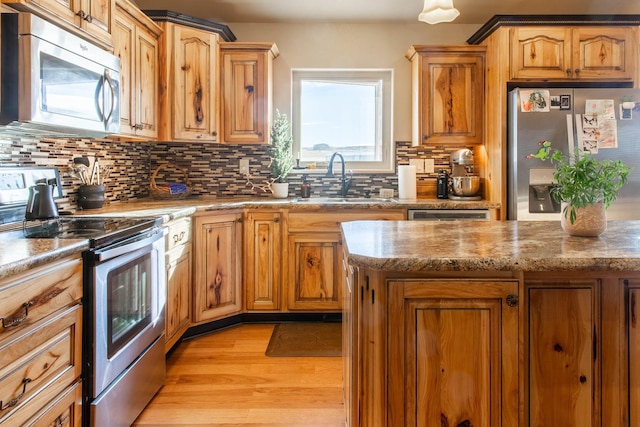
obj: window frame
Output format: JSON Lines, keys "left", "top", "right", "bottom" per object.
{"left": 291, "top": 68, "right": 394, "bottom": 174}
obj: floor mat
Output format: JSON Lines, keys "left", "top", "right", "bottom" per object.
{"left": 265, "top": 322, "right": 342, "bottom": 357}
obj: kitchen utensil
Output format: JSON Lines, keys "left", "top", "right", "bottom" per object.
{"left": 451, "top": 176, "right": 480, "bottom": 196}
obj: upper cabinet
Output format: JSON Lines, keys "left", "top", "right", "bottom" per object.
{"left": 144, "top": 11, "right": 236, "bottom": 143}
{"left": 406, "top": 46, "right": 486, "bottom": 146}
{"left": 113, "top": 0, "right": 161, "bottom": 139}
{"left": 511, "top": 26, "right": 635, "bottom": 81}
{"left": 219, "top": 42, "right": 279, "bottom": 144}
{"left": 4, "top": 0, "right": 115, "bottom": 49}
{"left": 157, "top": 22, "right": 219, "bottom": 142}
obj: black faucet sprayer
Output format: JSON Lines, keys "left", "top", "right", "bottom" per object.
{"left": 325, "top": 152, "right": 353, "bottom": 197}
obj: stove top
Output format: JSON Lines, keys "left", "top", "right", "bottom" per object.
{"left": 23, "top": 216, "right": 162, "bottom": 248}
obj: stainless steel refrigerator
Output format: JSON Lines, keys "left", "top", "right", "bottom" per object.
{"left": 508, "top": 87, "right": 640, "bottom": 220}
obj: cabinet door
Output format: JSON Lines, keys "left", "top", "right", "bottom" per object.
{"left": 286, "top": 232, "right": 341, "bottom": 311}
{"left": 409, "top": 47, "right": 485, "bottom": 145}
{"left": 83, "top": 0, "right": 113, "bottom": 44}
{"left": 134, "top": 24, "right": 159, "bottom": 138}
{"left": 220, "top": 49, "right": 268, "bottom": 144}
{"left": 245, "top": 211, "right": 281, "bottom": 311}
{"left": 165, "top": 244, "right": 191, "bottom": 352}
{"left": 193, "top": 213, "right": 242, "bottom": 323}
{"left": 113, "top": 9, "right": 136, "bottom": 134}
{"left": 572, "top": 27, "right": 634, "bottom": 80}
{"left": 629, "top": 279, "right": 640, "bottom": 426}
{"left": 172, "top": 26, "right": 219, "bottom": 142}
{"left": 387, "top": 279, "right": 519, "bottom": 427}
{"left": 525, "top": 279, "right": 599, "bottom": 427}
{"left": 510, "top": 27, "right": 572, "bottom": 80}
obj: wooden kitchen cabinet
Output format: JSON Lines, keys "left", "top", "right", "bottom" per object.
{"left": 0, "top": 256, "right": 83, "bottom": 426}
{"left": 4, "top": 0, "right": 114, "bottom": 49}
{"left": 285, "top": 210, "right": 404, "bottom": 312}
{"left": 219, "top": 42, "right": 279, "bottom": 144}
{"left": 164, "top": 217, "right": 192, "bottom": 352}
{"left": 192, "top": 212, "right": 242, "bottom": 323}
{"left": 511, "top": 26, "right": 634, "bottom": 81}
{"left": 628, "top": 278, "right": 640, "bottom": 426}
{"left": 341, "top": 247, "right": 358, "bottom": 427}
{"left": 405, "top": 46, "right": 485, "bottom": 146}
{"left": 244, "top": 210, "right": 282, "bottom": 311}
{"left": 387, "top": 278, "right": 519, "bottom": 427}
{"left": 113, "top": 0, "right": 161, "bottom": 139}
{"left": 156, "top": 21, "right": 219, "bottom": 142}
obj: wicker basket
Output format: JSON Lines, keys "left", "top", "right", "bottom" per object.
{"left": 150, "top": 163, "right": 191, "bottom": 199}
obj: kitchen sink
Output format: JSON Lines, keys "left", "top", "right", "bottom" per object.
{"left": 292, "top": 197, "right": 398, "bottom": 203}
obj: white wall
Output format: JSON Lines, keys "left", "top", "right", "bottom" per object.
{"left": 229, "top": 23, "right": 482, "bottom": 142}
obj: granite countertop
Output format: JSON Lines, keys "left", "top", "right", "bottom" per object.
{"left": 0, "top": 196, "right": 499, "bottom": 280}
{"left": 342, "top": 220, "right": 640, "bottom": 272}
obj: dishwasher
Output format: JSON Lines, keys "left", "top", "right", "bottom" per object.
{"left": 407, "top": 209, "right": 490, "bottom": 221}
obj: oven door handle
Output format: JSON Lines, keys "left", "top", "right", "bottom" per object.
{"left": 94, "top": 228, "right": 165, "bottom": 262}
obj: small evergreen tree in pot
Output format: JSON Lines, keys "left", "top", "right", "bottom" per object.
{"left": 269, "top": 110, "right": 294, "bottom": 183}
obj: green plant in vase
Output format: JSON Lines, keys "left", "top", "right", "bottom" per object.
{"left": 529, "top": 141, "right": 632, "bottom": 235}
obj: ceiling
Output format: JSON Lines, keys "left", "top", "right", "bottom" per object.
{"left": 132, "top": 0, "right": 640, "bottom": 25}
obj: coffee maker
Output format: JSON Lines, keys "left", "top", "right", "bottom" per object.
{"left": 448, "top": 149, "right": 481, "bottom": 200}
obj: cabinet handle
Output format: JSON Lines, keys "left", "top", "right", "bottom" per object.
{"left": 53, "top": 414, "right": 70, "bottom": 427}
{"left": 273, "top": 217, "right": 279, "bottom": 223}
{"left": 0, "top": 378, "right": 32, "bottom": 410}
{"left": 76, "top": 10, "right": 87, "bottom": 19}
{"left": 574, "top": 68, "right": 581, "bottom": 76}
{"left": 0, "top": 301, "right": 35, "bottom": 328}
{"left": 212, "top": 131, "right": 217, "bottom": 136}
{"left": 237, "top": 217, "right": 243, "bottom": 223}
{"left": 506, "top": 294, "right": 519, "bottom": 307}
{"left": 258, "top": 132, "right": 263, "bottom": 137}
{"left": 565, "top": 68, "right": 572, "bottom": 77}
{"left": 84, "top": 14, "right": 93, "bottom": 23}
{"left": 173, "top": 231, "right": 186, "bottom": 243}
{"left": 423, "top": 135, "right": 429, "bottom": 140}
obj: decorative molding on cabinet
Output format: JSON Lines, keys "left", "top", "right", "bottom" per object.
{"left": 467, "top": 14, "right": 640, "bottom": 45}
{"left": 142, "top": 9, "right": 236, "bottom": 41}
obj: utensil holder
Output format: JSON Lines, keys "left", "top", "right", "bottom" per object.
{"left": 78, "top": 184, "right": 105, "bottom": 209}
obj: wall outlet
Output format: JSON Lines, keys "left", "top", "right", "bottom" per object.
{"left": 409, "top": 158, "right": 425, "bottom": 173}
{"left": 239, "top": 159, "right": 250, "bottom": 175}
{"left": 380, "top": 188, "right": 394, "bottom": 198}
{"left": 424, "top": 158, "right": 435, "bottom": 174}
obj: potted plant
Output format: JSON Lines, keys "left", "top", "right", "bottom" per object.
{"left": 268, "top": 110, "right": 295, "bottom": 198}
{"left": 530, "top": 141, "right": 632, "bottom": 236}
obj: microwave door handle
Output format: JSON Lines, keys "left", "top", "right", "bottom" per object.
{"left": 94, "top": 75, "right": 105, "bottom": 123}
{"left": 102, "top": 69, "right": 116, "bottom": 128}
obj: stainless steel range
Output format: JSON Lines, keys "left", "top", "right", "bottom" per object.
{"left": 0, "top": 166, "right": 166, "bottom": 427}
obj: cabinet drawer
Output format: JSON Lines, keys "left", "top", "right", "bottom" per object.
{"left": 165, "top": 217, "right": 192, "bottom": 251}
{"left": 0, "top": 257, "right": 82, "bottom": 343}
{"left": 23, "top": 380, "right": 82, "bottom": 427}
{"left": 287, "top": 210, "right": 405, "bottom": 233}
{"left": 0, "top": 305, "right": 82, "bottom": 426}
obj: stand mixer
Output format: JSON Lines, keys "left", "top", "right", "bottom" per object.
{"left": 449, "top": 149, "right": 481, "bottom": 200}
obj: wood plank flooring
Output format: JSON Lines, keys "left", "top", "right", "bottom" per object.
{"left": 133, "top": 323, "right": 345, "bottom": 426}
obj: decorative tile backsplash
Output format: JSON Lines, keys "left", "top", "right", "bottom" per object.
{"left": 1, "top": 136, "right": 465, "bottom": 210}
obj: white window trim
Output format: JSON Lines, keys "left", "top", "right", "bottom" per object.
{"left": 291, "top": 68, "right": 394, "bottom": 174}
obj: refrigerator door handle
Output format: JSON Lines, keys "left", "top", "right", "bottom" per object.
{"left": 566, "top": 113, "right": 576, "bottom": 164}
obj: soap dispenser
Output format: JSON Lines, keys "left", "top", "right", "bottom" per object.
{"left": 300, "top": 175, "right": 311, "bottom": 198}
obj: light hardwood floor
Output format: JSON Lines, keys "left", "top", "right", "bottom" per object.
{"left": 133, "top": 323, "right": 345, "bottom": 426}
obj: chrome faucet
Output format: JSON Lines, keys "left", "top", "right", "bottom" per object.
{"left": 326, "top": 152, "right": 353, "bottom": 197}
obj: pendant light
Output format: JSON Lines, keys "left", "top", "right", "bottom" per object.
{"left": 418, "top": 0, "right": 460, "bottom": 24}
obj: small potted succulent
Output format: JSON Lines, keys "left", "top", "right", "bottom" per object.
{"left": 530, "top": 141, "right": 632, "bottom": 236}
{"left": 268, "top": 110, "right": 295, "bottom": 198}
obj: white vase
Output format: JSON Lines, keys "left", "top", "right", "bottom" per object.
{"left": 272, "top": 182, "right": 289, "bottom": 199}
{"left": 560, "top": 202, "right": 607, "bottom": 237}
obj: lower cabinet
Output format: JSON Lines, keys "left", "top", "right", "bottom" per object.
{"left": 244, "top": 210, "right": 282, "bottom": 311}
{"left": 386, "top": 278, "right": 519, "bottom": 427}
{"left": 0, "top": 256, "right": 83, "bottom": 426}
{"left": 286, "top": 232, "right": 342, "bottom": 311}
{"left": 192, "top": 211, "right": 243, "bottom": 323}
{"left": 164, "top": 217, "right": 192, "bottom": 352}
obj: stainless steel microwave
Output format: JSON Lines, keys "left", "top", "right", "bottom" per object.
{"left": 0, "top": 13, "right": 120, "bottom": 138}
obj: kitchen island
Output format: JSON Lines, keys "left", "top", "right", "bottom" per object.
{"left": 341, "top": 220, "right": 640, "bottom": 427}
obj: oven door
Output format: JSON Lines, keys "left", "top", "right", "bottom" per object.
{"left": 90, "top": 229, "right": 165, "bottom": 398}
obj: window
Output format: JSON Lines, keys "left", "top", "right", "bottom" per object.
{"left": 292, "top": 69, "right": 394, "bottom": 173}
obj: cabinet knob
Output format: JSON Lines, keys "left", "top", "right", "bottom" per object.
{"left": 212, "top": 131, "right": 217, "bottom": 136}
{"left": 565, "top": 68, "right": 572, "bottom": 77}
{"left": 574, "top": 68, "right": 581, "bottom": 76}
{"left": 273, "top": 217, "right": 279, "bottom": 223}
{"left": 506, "top": 294, "right": 519, "bottom": 307}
